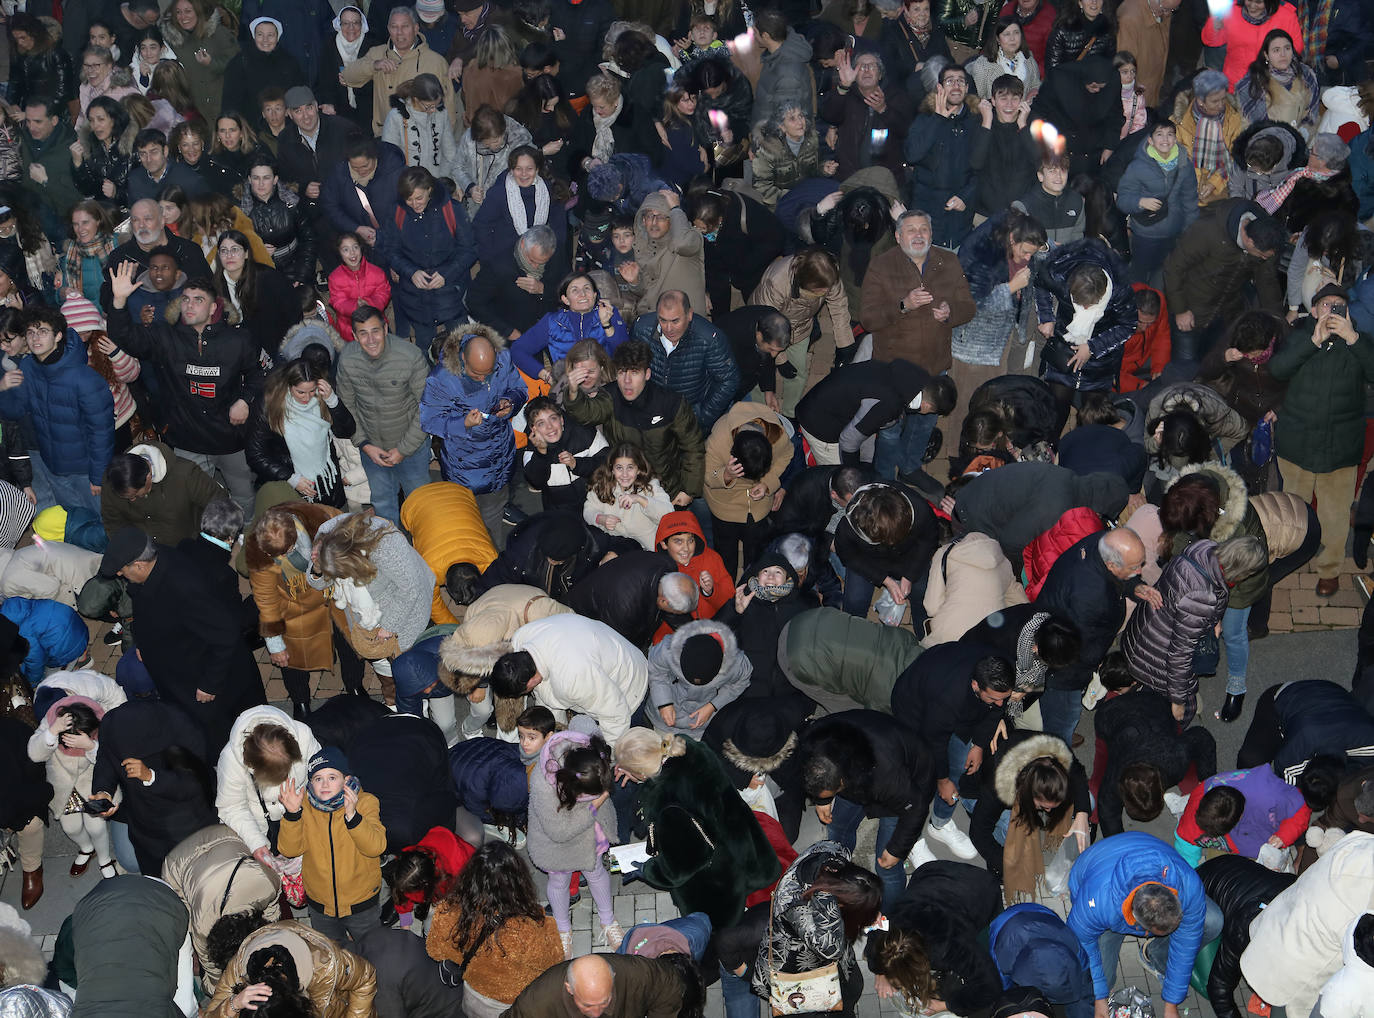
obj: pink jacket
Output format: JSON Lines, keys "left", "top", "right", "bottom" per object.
{"left": 328, "top": 259, "right": 392, "bottom": 342}
{"left": 1201, "top": 2, "right": 1304, "bottom": 88}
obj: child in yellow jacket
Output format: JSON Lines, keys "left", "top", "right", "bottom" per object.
{"left": 278, "top": 746, "right": 387, "bottom": 944}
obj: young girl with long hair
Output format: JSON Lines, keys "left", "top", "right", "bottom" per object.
{"left": 583, "top": 442, "right": 674, "bottom": 550}
{"left": 654, "top": 87, "right": 709, "bottom": 190}
{"left": 327, "top": 232, "right": 391, "bottom": 343}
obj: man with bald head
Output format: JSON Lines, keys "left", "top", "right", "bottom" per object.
{"left": 99, "top": 199, "right": 213, "bottom": 313}
{"left": 1034, "top": 526, "right": 1163, "bottom": 744}
{"left": 504, "top": 953, "right": 683, "bottom": 1018}
{"left": 419, "top": 325, "right": 528, "bottom": 543}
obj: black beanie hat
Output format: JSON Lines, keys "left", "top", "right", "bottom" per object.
{"left": 680, "top": 632, "right": 725, "bottom": 685}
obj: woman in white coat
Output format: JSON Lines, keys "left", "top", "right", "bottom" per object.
{"left": 381, "top": 73, "right": 460, "bottom": 187}
{"left": 213, "top": 704, "right": 320, "bottom": 867}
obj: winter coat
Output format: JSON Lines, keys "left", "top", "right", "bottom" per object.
{"left": 952, "top": 215, "right": 1042, "bottom": 367}
{"left": 353, "top": 926, "right": 465, "bottom": 1018}
{"left": 1268, "top": 316, "right": 1374, "bottom": 474}
{"left": 753, "top": 30, "right": 814, "bottom": 129}
{"left": 969, "top": 119, "right": 1041, "bottom": 220}
{"left": 654, "top": 511, "right": 734, "bottom": 620}
{"left": 348, "top": 714, "right": 457, "bottom": 852}
{"left": 1165, "top": 462, "right": 1268, "bottom": 609}
{"left": 476, "top": 512, "right": 604, "bottom": 600}
{"left": 1199, "top": 330, "right": 1289, "bottom": 427}
{"left": 630, "top": 194, "right": 708, "bottom": 322}
{"left": 1035, "top": 531, "right": 1134, "bottom": 691}
{"left": 798, "top": 711, "right": 934, "bottom": 860}
{"left": 1313, "top": 916, "right": 1374, "bottom": 1018}
{"left": 523, "top": 417, "right": 607, "bottom": 514}
{"left": 0, "top": 597, "right": 87, "bottom": 687}
{"left": 819, "top": 82, "right": 914, "bottom": 183}
{"left": 924, "top": 533, "right": 1028, "bottom": 645}
{"left": 514, "top": 614, "right": 649, "bottom": 744}
{"left": 426, "top": 896, "right": 563, "bottom": 1004}
{"left": 240, "top": 185, "right": 317, "bottom": 287}
{"left": 381, "top": 105, "right": 459, "bottom": 184}
{"left": 0, "top": 712, "right": 50, "bottom": 840}
{"left": 157, "top": 8, "right": 237, "bottom": 123}
{"left": 860, "top": 243, "right": 976, "bottom": 372}
{"left": 584, "top": 479, "right": 674, "bottom": 551}
{"left": 72, "top": 135, "right": 135, "bottom": 208}
{"left": 1034, "top": 238, "right": 1138, "bottom": 392}
{"left": 1120, "top": 538, "right": 1227, "bottom": 719}
{"left": 752, "top": 841, "right": 862, "bottom": 997}
{"left": 565, "top": 379, "right": 705, "bottom": 498}
{"left": 1197, "top": 856, "right": 1296, "bottom": 1018}
{"left": 1164, "top": 198, "right": 1285, "bottom": 330}
{"left": 1171, "top": 91, "right": 1248, "bottom": 205}
{"left": 378, "top": 183, "right": 477, "bottom": 328}
{"left": 511, "top": 305, "right": 626, "bottom": 380}
{"left": 1013, "top": 183, "right": 1086, "bottom": 247}
{"left": 1200, "top": 1, "right": 1303, "bottom": 89}
{"left": 703, "top": 402, "right": 792, "bottom": 524}
{"left": 420, "top": 326, "right": 527, "bottom": 493}
{"left": 244, "top": 394, "right": 356, "bottom": 494}
{"left": 834, "top": 480, "right": 940, "bottom": 587}
{"left": 1030, "top": 57, "right": 1124, "bottom": 171}
{"left": 278, "top": 782, "right": 386, "bottom": 919}
{"left": 1021, "top": 506, "right": 1104, "bottom": 602}
{"left": 904, "top": 95, "right": 982, "bottom": 245}
{"left": 335, "top": 330, "right": 427, "bottom": 457}
{"left": 1230, "top": 120, "right": 1308, "bottom": 203}
{"left": 399, "top": 482, "right": 497, "bottom": 625}
{"left": 747, "top": 128, "right": 823, "bottom": 210}
{"left": 1268, "top": 680, "right": 1374, "bottom": 783}
{"left": 161, "top": 824, "right": 282, "bottom": 992}
{"left": 321, "top": 142, "right": 407, "bottom": 243}
{"left": 750, "top": 252, "right": 851, "bottom": 370}
{"left": 70, "top": 875, "right": 189, "bottom": 1018}
{"left": 448, "top": 736, "right": 528, "bottom": 821}
{"left": 796, "top": 358, "right": 933, "bottom": 455}
{"left": 567, "top": 549, "right": 675, "bottom": 650}
{"left": 1045, "top": 11, "right": 1116, "bottom": 67}
{"left": 634, "top": 312, "right": 738, "bottom": 434}
{"left": 987, "top": 903, "right": 1094, "bottom": 1015}
{"left": 105, "top": 306, "right": 263, "bottom": 456}
{"left": 711, "top": 554, "right": 809, "bottom": 696}
{"left": 327, "top": 260, "right": 391, "bottom": 346}
{"left": 453, "top": 117, "right": 532, "bottom": 216}
{"left": 636, "top": 736, "right": 780, "bottom": 926}
{"left": 1117, "top": 139, "right": 1201, "bottom": 240}
{"left": 1351, "top": 128, "right": 1374, "bottom": 222}
{"left": 700, "top": 194, "right": 786, "bottom": 318}
{"left": 527, "top": 729, "right": 619, "bottom": 872}
{"left": 955, "top": 462, "right": 1129, "bottom": 562}
{"left": 1241, "top": 831, "right": 1374, "bottom": 1018}
{"left": 11, "top": 42, "right": 76, "bottom": 112}
{"left": 1174, "top": 765, "right": 1309, "bottom": 866}
{"left": 0, "top": 335, "right": 112, "bottom": 486}
{"left": 1146, "top": 382, "right": 1251, "bottom": 459}
{"left": 778, "top": 607, "right": 920, "bottom": 712}
{"left": 892, "top": 639, "right": 1008, "bottom": 767}
{"left": 1058, "top": 422, "right": 1148, "bottom": 493}
{"left": 340, "top": 39, "right": 455, "bottom": 136}
{"left": 206, "top": 921, "right": 377, "bottom": 1018}
{"left": 1068, "top": 832, "right": 1208, "bottom": 1004}
{"left": 26, "top": 691, "right": 105, "bottom": 812}
{"left": 647, "top": 620, "right": 752, "bottom": 737}
{"left": 214, "top": 704, "right": 321, "bottom": 855}
{"left": 1250, "top": 491, "right": 1311, "bottom": 561}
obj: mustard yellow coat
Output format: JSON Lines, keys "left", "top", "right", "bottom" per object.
{"left": 400, "top": 482, "right": 498, "bottom": 623}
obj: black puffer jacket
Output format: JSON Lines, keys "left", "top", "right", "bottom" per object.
{"left": 243, "top": 396, "right": 356, "bottom": 489}
{"left": 73, "top": 137, "right": 135, "bottom": 208}
{"left": 11, "top": 45, "right": 76, "bottom": 110}
{"left": 1034, "top": 237, "right": 1138, "bottom": 392}
{"left": 1030, "top": 56, "right": 1123, "bottom": 173}
{"left": 1044, "top": 12, "right": 1116, "bottom": 67}
{"left": 797, "top": 710, "right": 935, "bottom": 861}
{"left": 1197, "top": 856, "right": 1296, "bottom": 1018}
{"left": 348, "top": 713, "right": 458, "bottom": 853}
{"left": 240, "top": 184, "right": 318, "bottom": 286}
{"left": 866, "top": 861, "right": 1004, "bottom": 1016}
{"left": 712, "top": 554, "right": 809, "bottom": 697}
{"left": 567, "top": 549, "right": 675, "bottom": 649}
{"left": 477, "top": 511, "right": 605, "bottom": 599}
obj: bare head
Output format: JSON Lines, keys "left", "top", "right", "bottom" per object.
{"left": 1099, "top": 528, "right": 1146, "bottom": 581}
{"left": 463, "top": 335, "right": 496, "bottom": 380}
{"left": 566, "top": 955, "right": 615, "bottom": 1017}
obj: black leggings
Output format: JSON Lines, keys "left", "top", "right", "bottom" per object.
{"left": 280, "top": 628, "right": 366, "bottom": 704}
{"left": 1236, "top": 684, "right": 1285, "bottom": 769}
{"left": 711, "top": 515, "right": 768, "bottom": 580}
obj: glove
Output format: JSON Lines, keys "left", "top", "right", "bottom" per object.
{"left": 832, "top": 342, "right": 858, "bottom": 370}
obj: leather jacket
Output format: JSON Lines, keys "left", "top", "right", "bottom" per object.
{"left": 241, "top": 184, "right": 318, "bottom": 285}
{"left": 73, "top": 138, "right": 135, "bottom": 208}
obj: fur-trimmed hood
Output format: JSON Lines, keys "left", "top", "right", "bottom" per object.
{"left": 159, "top": 5, "right": 225, "bottom": 47}
{"left": 438, "top": 637, "right": 510, "bottom": 685}
{"left": 918, "top": 92, "right": 984, "bottom": 117}
{"left": 993, "top": 733, "right": 1073, "bottom": 806}
{"left": 662, "top": 617, "right": 742, "bottom": 668}
{"left": 437, "top": 322, "right": 507, "bottom": 376}
{"left": 722, "top": 730, "right": 798, "bottom": 776}
{"left": 279, "top": 318, "right": 346, "bottom": 362}
{"left": 0, "top": 904, "right": 46, "bottom": 988}
{"left": 1172, "top": 461, "right": 1249, "bottom": 542}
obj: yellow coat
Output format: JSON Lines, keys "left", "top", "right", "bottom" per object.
{"left": 1172, "top": 90, "right": 1247, "bottom": 206}
{"left": 277, "top": 791, "right": 386, "bottom": 918}
{"left": 400, "top": 482, "right": 498, "bottom": 623}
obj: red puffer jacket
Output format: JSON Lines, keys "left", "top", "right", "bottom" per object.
{"left": 327, "top": 257, "right": 392, "bottom": 343}
{"left": 1023, "top": 505, "right": 1105, "bottom": 600}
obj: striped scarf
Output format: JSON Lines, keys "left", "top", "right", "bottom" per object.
{"left": 1191, "top": 105, "right": 1228, "bottom": 177}
{"left": 1303, "top": 0, "right": 1333, "bottom": 64}
{"left": 62, "top": 234, "right": 116, "bottom": 297}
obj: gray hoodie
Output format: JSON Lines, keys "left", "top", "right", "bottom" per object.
{"left": 647, "top": 619, "right": 752, "bottom": 739}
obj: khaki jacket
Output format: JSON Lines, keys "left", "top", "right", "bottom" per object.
{"left": 703, "top": 401, "right": 794, "bottom": 523}
{"left": 342, "top": 39, "right": 457, "bottom": 135}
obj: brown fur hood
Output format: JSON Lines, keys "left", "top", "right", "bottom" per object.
{"left": 243, "top": 502, "right": 341, "bottom": 571}
{"left": 437, "top": 322, "right": 507, "bottom": 375}
{"left": 722, "top": 731, "right": 798, "bottom": 776}
{"left": 1172, "top": 461, "right": 1250, "bottom": 542}
{"left": 994, "top": 733, "right": 1074, "bottom": 806}
{"left": 436, "top": 640, "right": 524, "bottom": 732}
{"left": 918, "top": 92, "right": 984, "bottom": 117}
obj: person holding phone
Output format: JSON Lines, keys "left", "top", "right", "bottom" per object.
{"left": 245, "top": 357, "right": 357, "bottom": 508}
{"left": 1268, "top": 282, "right": 1374, "bottom": 598}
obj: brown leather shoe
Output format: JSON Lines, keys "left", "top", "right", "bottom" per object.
{"left": 1316, "top": 577, "right": 1340, "bottom": 597}
{"left": 70, "top": 851, "right": 92, "bottom": 877}
{"left": 21, "top": 867, "right": 43, "bottom": 910}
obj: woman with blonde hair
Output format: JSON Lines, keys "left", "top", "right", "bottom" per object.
{"left": 555, "top": 337, "right": 614, "bottom": 404}
{"left": 463, "top": 26, "right": 523, "bottom": 128}
{"left": 245, "top": 358, "right": 357, "bottom": 507}
{"left": 583, "top": 441, "right": 674, "bottom": 549}
{"left": 149, "top": 59, "right": 202, "bottom": 123}
{"left": 614, "top": 727, "right": 781, "bottom": 929}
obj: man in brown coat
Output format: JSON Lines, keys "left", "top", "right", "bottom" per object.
{"left": 1116, "top": 0, "right": 1181, "bottom": 107}
{"left": 859, "top": 209, "right": 975, "bottom": 478}
{"left": 504, "top": 954, "right": 683, "bottom": 1018}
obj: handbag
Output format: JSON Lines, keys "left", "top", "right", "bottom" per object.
{"left": 766, "top": 908, "right": 843, "bottom": 1016}
{"left": 1192, "top": 629, "right": 1220, "bottom": 677}
{"left": 333, "top": 604, "right": 401, "bottom": 661}
{"left": 1249, "top": 417, "right": 1273, "bottom": 467}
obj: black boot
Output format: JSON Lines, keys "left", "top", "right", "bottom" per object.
{"left": 1218, "top": 693, "right": 1245, "bottom": 723}
{"left": 1355, "top": 527, "right": 1373, "bottom": 571}
{"left": 291, "top": 697, "right": 311, "bottom": 721}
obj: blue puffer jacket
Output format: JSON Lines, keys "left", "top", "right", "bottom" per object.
{"left": 988, "top": 903, "right": 1094, "bottom": 1018}
{"left": 633, "top": 313, "right": 740, "bottom": 433}
{"left": 0, "top": 333, "right": 114, "bottom": 485}
{"left": 1034, "top": 238, "right": 1138, "bottom": 392}
{"left": 448, "top": 736, "right": 528, "bottom": 822}
{"left": 379, "top": 182, "right": 478, "bottom": 330}
{"left": 1066, "top": 832, "right": 1207, "bottom": 1005}
{"left": 419, "top": 325, "right": 528, "bottom": 493}
{"left": 1115, "top": 140, "right": 1200, "bottom": 240}
{"left": 1, "top": 596, "right": 90, "bottom": 688}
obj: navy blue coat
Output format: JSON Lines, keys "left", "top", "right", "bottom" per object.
{"left": 634, "top": 313, "right": 740, "bottom": 434}
{"left": 378, "top": 184, "right": 478, "bottom": 329}
{"left": 0, "top": 332, "right": 114, "bottom": 485}
{"left": 987, "top": 903, "right": 1094, "bottom": 1018}
{"left": 349, "top": 713, "right": 458, "bottom": 853}
{"left": 1034, "top": 238, "right": 1138, "bottom": 392}
{"left": 321, "top": 142, "right": 406, "bottom": 245}
{"left": 448, "top": 736, "right": 528, "bottom": 822}
{"left": 1271, "top": 679, "right": 1374, "bottom": 781}
{"left": 1325, "top": 2, "right": 1369, "bottom": 85}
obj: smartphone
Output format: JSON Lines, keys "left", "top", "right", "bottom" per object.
{"left": 845, "top": 34, "right": 855, "bottom": 60}
{"left": 82, "top": 798, "right": 110, "bottom": 816}
{"left": 1332, "top": 305, "right": 1349, "bottom": 318}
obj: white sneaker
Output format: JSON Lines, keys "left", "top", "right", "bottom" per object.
{"left": 926, "top": 819, "right": 978, "bottom": 859}
{"left": 906, "top": 837, "right": 937, "bottom": 870}
{"left": 1163, "top": 791, "right": 1189, "bottom": 817}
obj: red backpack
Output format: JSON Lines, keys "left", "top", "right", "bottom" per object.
{"left": 395, "top": 200, "right": 458, "bottom": 235}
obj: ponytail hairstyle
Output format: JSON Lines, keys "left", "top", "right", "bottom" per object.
{"left": 554, "top": 735, "right": 614, "bottom": 810}
{"left": 614, "top": 727, "right": 686, "bottom": 781}
{"left": 872, "top": 929, "right": 933, "bottom": 1009}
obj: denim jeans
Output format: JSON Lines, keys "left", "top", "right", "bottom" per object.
{"left": 873, "top": 412, "right": 936, "bottom": 480}
{"left": 932, "top": 735, "right": 976, "bottom": 824}
{"left": 1222, "top": 605, "right": 1252, "bottom": 695}
{"left": 393, "top": 632, "right": 459, "bottom": 741}
{"left": 361, "top": 445, "right": 434, "bottom": 525}
{"left": 46, "top": 469, "right": 101, "bottom": 516}
{"left": 1096, "top": 897, "right": 1224, "bottom": 997}
{"left": 110, "top": 820, "right": 140, "bottom": 874}
{"left": 24, "top": 448, "right": 56, "bottom": 512}
{"left": 720, "top": 965, "right": 761, "bottom": 1018}
{"left": 1039, "top": 687, "right": 1084, "bottom": 746}
{"left": 826, "top": 796, "right": 908, "bottom": 911}
{"left": 841, "top": 570, "right": 876, "bottom": 617}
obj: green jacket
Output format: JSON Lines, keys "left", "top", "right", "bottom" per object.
{"left": 1268, "top": 318, "right": 1374, "bottom": 473}
{"left": 564, "top": 382, "right": 705, "bottom": 497}
{"left": 21, "top": 119, "right": 82, "bottom": 222}
{"left": 780, "top": 607, "right": 921, "bottom": 711}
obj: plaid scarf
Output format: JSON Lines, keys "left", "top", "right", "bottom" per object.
{"left": 62, "top": 234, "right": 116, "bottom": 295}
{"left": 1257, "top": 166, "right": 1333, "bottom": 213}
{"left": 1191, "top": 104, "right": 1228, "bottom": 177}
{"left": 1303, "top": 0, "right": 1333, "bottom": 63}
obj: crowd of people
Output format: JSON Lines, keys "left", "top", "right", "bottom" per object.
{"left": 1, "top": 0, "right": 1374, "bottom": 1017}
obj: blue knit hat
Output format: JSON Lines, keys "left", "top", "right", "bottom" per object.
{"left": 308, "top": 745, "right": 351, "bottom": 779}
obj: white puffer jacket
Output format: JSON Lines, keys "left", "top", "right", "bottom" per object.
{"left": 214, "top": 705, "right": 320, "bottom": 855}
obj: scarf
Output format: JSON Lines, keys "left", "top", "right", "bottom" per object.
{"left": 506, "top": 172, "right": 550, "bottom": 236}
{"left": 591, "top": 98, "right": 623, "bottom": 162}
{"left": 1244, "top": 337, "right": 1277, "bottom": 364}
{"left": 335, "top": 8, "right": 368, "bottom": 110}
{"left": 61, "top": 233, "right": 116, "bottom": 296}
{"left": 747, "top": 574, "right": 794, "bottom": 602}
{"left": 1191, "top": 102, "right": 1228, "bottom": 175}
{"left": 515, "top": 238, "right": 547, "bottom": 279}
{"left": 1002, "top": 793, "right": 1075, "bottom": 902}
{"left": 307, "top": 772, "right": 360, "bottom": 813}
{"left": 1064, "top": 274, "right": 1112, "bottom": 347}
{"left": 273, "top": 520, "right": 314, "bottom": 600}
{"left": 1303, "top": 0, "right": 1333, "bottom": 60}
{"left": 460, "top": 2, "right": 490, "bottom": 43}
{"left": 1147, "top": 143, "right": 1178, "bottom": 169}
{"left": 283, "top": 395, "right": 337, "bottom": 496}
{"left": 999, "top": 50, "right": 1029, "bottom": 82}
{"left": 1008, "top": 610, "right": 1050, "bottom": 719}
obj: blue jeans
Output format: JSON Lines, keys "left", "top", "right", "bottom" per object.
{"left": 873, "top": 412, "right": 936, "bottom": 480}
{"left": 361, "top": 445, "right": 434, "bottom": 525}
{"left": 932, "top": 735, "right": 976, "bottom": 824}
{"left": 826, "top": 796, "right": 907, "bottom": 911}
{"left": 24, "top": 447, "right": 56, "bottom": 511}
{"left": 110, "top": 820, "right": 140, "bottom": 874}
{"left": 841, "top": 570, "right": 876, "bottom": 617}
{"left": 45, "top": 468, "right": 101, "bottom": 516}
{"left": 1039, "top": 687, "right": 1084, "bottom": 746}
{"left": 393, "top": 633, "right": 453, "bottom": 716}
{"left": 720, "top": 965, "right": 761, "bottom": 1018}
{"left": 1096, "top": 897, "right": 1223, "bottom": 998}
{"left": 1222, "top": 605, "right": 1252, "bottom": 695}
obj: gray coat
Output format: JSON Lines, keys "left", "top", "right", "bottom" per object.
{"left": 71, "top": 875, "right": 189, "bottom": 1018}
{"left": 647, "top": 620, "right": 752, "bottom": 738}
{"left": 526, "top": 731, "right": 618, "bottom": 873}
{"left": 336, "top": 334, "right": 431, "bottom": 457}
{"left": 1116, "top": 139, "right": 1200, "bottom": 240}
